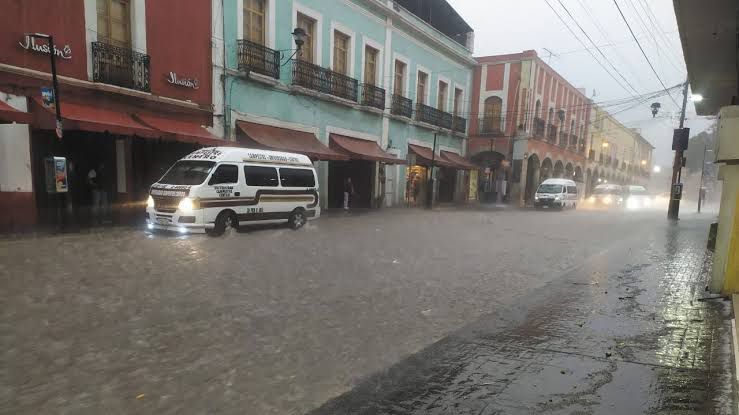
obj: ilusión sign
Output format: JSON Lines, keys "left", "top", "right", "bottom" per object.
{"left": 19, "top": 35, "right": 72, "bottom": 60}
{"left": 166, "top": 72, "right": 199, "bottom": 89}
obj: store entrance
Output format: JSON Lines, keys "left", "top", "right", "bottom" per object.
{"left": 405, "top": 165, "right": 428, "bottom": 207}
{"left": 437, "top": 167, "right": 456, "bottom": 203}
{"left": 328, "top": 160, "right": 374, "bottom": 209}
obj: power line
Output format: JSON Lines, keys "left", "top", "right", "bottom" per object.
{"left": 625, "top": 0, "right": 684, "bottom": 75}
{"left": 611, "top": 0, "right": 681, "bottom": 109}
{"left": 544, "top": 0, "right": 637, "bottom": 98}
{"left": 556, "top": 0, "right": 641, "bottom": 96}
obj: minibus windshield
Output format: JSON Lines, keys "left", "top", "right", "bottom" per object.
{"left": 159, "top": 160, "right": 216, "bottom": 185}
{"left": 537, "top": 184, "right": 563, "bottom": 194}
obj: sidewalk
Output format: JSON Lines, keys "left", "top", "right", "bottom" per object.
{"left": 310, "top": 215, "right": 737, "bottom": 414}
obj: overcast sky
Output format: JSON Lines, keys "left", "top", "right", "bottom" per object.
{"left": 447, "top": 0, "right": 713, "bottom": 168}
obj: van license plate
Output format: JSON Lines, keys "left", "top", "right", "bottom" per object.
{"left": 156, "top": 218, "right": 172, "bottom": 225}
{"left": 543, "top": 206, "right": 549, "bottom": 209}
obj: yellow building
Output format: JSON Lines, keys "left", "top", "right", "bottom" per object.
{"left": 584, "top": 105, "right": 654, "bottom": 193}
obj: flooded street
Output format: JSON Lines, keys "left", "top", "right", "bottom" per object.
{"left": 1, "top": 209, "right": 734, "bottom": 414}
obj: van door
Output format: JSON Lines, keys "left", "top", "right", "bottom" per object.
{"left": 242, "top": 164, "right": 280, "bottom": 223}
{"left": 200, "top": 163, "right": 243, "bottom": 223}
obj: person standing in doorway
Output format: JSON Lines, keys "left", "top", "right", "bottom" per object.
{"left": 343, "top": 177, "right": 354, "bottom": 211}
{"left": 88, "top": 162, "right": 109, "bottom": 225}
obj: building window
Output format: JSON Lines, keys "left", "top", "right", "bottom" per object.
{"left": 483, "top": 96, "right": 502, "bottom": 132}
{"left": 535, "top": 100, "right": 541, "bottom": 119}
{"left": 416, "top": 71, "right": 428, "bottom": 105}
{"left": 453, "top": 88, "right": 463, "bottom": 116}
{"left": 364, "top": 46, "right": 378, "bottom": 85}
{"left": 394, "top": 60, "right": 406, "bottom": 96}
{"left": 244, "top": 0, "right": 266, "bottom": 45}
{"left": 333, "top": 30, "right": 350, "bottom": 75}
{"left": 97, "top": 0, "right": 131, "bottom": 47}
{"left": 437, "top": 81, "right": 448, "bottom": 112}
{"left": 297, "top": 13, "right": 315, "bottom": 63}
{"left": 547, "top": 107, "right": 554, "bottom": 124}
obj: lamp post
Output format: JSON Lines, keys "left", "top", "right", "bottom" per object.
{"left": 667, "top": 81, "right": 690, "bottom": 220}
{"left": 426, "top": 131, "right": 438, "bottom": 209}
{"left": 26, "top": 33, "right": 62, "bottom": 139}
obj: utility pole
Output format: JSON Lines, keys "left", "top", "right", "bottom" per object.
{"left": 426, "top": 131, "right": 437, "bottom": 209}
{"left": 697, "top": 144, "right": 712, "bottom": 213}
{"left": 667, "top": 80, "right": 689, "bottom": 220}
{"left": 27, "top": 33, "right": 62, "bottom": 138}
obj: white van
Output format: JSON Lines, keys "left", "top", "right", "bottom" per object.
{"left": 534, "top": 178, "right": 579, "bottom": 210}
{"left": 146, "top": 147, "right": 319, "bottom": 235}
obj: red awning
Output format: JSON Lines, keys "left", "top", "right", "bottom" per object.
{"left": 134, "top": 113, "right": 224, "bottom": 147}
{"left": 329, "top": 134, "right": 405, "bottom": 164}
{"left": 440, "top": 150, "right": 478, "bottom": 170}
{"left": 408, "top": 144, "right": 455, "bottom": 168}
{"left": 237, "top": 121, "right": 347, "bottom": 160}
{"left": 0, "top": 99, "right": 32, "bottom": 124}
{"left": 32, "top": 97, "right": 158, "bottom": 138}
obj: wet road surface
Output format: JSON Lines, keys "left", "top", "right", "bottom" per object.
{"left": 0, "top": 208, "right": 734, "bottom": 414}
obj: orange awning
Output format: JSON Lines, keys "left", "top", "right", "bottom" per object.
{"left": 0, "top": 99, "right": 32, "bottom": 124}
{"left": 440, "top": 150, "right": 478, "bottom": 170}
{"left": 237, "top": 121, "right": 347, "bottom": 160}
{"left": 329, "top": 133, "right": 405, "bottom": 164}
{"left": 134, "top": 113, "right": 224, "bottom": 147}
{"left": 32, "top": 97, "right": 158, "bottom": 138}
{"left": 408, "top": 144, "right": 455, "bottom": 168}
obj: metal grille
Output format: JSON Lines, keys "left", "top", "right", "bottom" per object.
{"left": 438, "top": 111, "right": 453, "bottom": 129}
{"left": 91, "top": 41, "right": 150, "bottom": 92}
{"left": 391, "top": 94, "right": 412, "bottom": 118}
{"left": 292, "top": 60, "right": 358, "bottom": 102}
{"left": 361, "top": 83, "right": 385, "bottom": 109}
{"left": 153, "top": 196, "right": 181, "bottom": 213}
{"left": 453, "top": 115, "right": 466, "bottom": 133}
{"left": 237, "top": 39, "right": 280, "bottom": 79}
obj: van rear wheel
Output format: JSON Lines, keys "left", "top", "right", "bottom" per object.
{"left": 288, "top": 209, "right": 306, "bottom": 230}
{"left": 208, "top": 210, "right": 237, "bottom": 236}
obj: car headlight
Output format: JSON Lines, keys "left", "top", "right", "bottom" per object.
{"left": 626, "top": 197, "right": 639, "bottom": 209}
{"left": 603, "top": 196, "right": 613, "bottom": 205}
{"left": 644, "top": 198, "right": 651, "bottom": 207}
{"left": 554, "top": 194, "right": 562, "bottom": 200}
{"left": 178, "top": 197, "right": 195, "bottom": 213}
{"left": 535, "top": 195, "right": 539, "bottom": 200}
{"left": 147, "top": 195, "right": 155, "bottom": 209}
{"left": 588, "top": 196, "right": 595, "bottom": 203}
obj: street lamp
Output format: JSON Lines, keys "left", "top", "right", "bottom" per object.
{"left": 602, "top": 141, "right": 609, "bottom": 148}
{"left": 25, "top": 32, "right": 62, "bottom": 139}
{"left": 691, "top": 94, "right": 704, "bottom": 102}
{"left": 653, "top": 165, "right": 661, "bottom": 173}
{"left": 651, "top": 102, "right": 661, "bottom": 118}
{"left": 291, "top": 28, "right": 307, "bottom": 50}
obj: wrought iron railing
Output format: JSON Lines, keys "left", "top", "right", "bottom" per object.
{"left": 579, "top": 139, "right": 586, "bottom": 153}
{"left": 453, "top": 115, "right": 467, "bottom": 133}
{"left": 569, "top": 134, "right": 578, "bottom": 148}
{"left": 292, "top": 60, "right": 358, "bottom": 102}
{"left": 547, "top": 124, "right": 557, "bottom": 141}
{"left": 559, "top": 132, "right": 568, "bottom": 148}
{"left": 438, "top": 111, "right": 453, "bottom": 130}
{"left": 361, "top": 83, "right": 385, "bottom": 110}
{"left": 533, "top": 117, "right": 546, "bottom": 137}
{"left": 479, "top": 117, "right": 504, "bottom": 135}
{"left": 237, "top": 39, "right": 280, "bottom": 79}
{"left": 391, "top": 94, "right": 412, "bottom": 118}
{"left": 416, "top": 103, "right": 441, "bottom": 125}
{"left": 91, "top": 41, "right": 150, "bottom": 92}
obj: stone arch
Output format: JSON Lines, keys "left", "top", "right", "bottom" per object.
{"left": 553, "top": 160, "right": 565, "bottom": 178}
{"left": 574, "top": 165, "right": 583, "bottom": 183}
{"left": 470, "top": 150, "right": 507, "bottom": 203}
{"left": 541, "top": 158, "right": 553, "bottom": 181}
{"left": 565, "top": 162, "right": 574, "bottom": 180}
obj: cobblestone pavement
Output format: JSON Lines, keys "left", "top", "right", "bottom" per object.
{"left": 0, "top": 209, "right": 733, "bottom": 414}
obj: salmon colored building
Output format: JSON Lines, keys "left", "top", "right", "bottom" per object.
{"left": 0, "top": 0, "right": 220, "bottom": 230}
{"left": 468, "top": 50, "right": 591, "bottom": 206}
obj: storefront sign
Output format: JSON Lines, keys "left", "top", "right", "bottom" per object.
{"left": 166, "top": 72, "right": 199, "bottom": 89}
{"left": 44, "top": 157, "right": 68, "bottom": 193}
{"left": 19, "top": 35, "right": 72, "bottom": 60}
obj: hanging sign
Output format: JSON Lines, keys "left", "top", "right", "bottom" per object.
{"left": 166, "top": 72, "right": 199, "bottom": 89}
{"left": 19, "top": 35, "right": 72, "bottom": 59}
{"left": 41, "top": 87, "right": 55, "bottom": 108}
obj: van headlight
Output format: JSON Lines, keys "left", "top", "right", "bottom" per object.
{"left": 535, "top": 195, "right": 539, "bottom": 201}
{"left": 554, "top": 194, "right": 562, "bottom": 200}
{"left": 178, "top": 197, "right": 196, "bottom": 213}
{"left": 603, "top": 196, "right": 613, "bottom": 205}
{"left": 588, "top": 196, "right": 595, "bottom": 203}
{"left": 147, "top": 195, "right": 155, "bottom": 209}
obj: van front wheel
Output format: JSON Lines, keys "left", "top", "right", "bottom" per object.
{"left": 288, "top": 209, "right": 306, "bottom": 230}
{"left": 208, "top": 210, "right": 237, "bottom": 236}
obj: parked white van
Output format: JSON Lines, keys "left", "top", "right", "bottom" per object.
{"left": 146, "top": 147, "right": 319, "bottom": 235}
{"left": 534, "top": 178, "right": 578, "bottom": 210}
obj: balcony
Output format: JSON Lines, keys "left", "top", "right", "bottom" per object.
{"left": 613, "top": 158, "right": 620, "bottom": 169}
{"left": 360, "top": 83, "right": 385, "bottom": 110}
{"left": 546, "top": 124, "right": 557, "bottom": 141}
{"left": 533, "top": 117, "right": 546, "bottom": 138}
{"left": 588, "top": 149, "right": 595, "bottom": 161}
{"left": 237, "top": 39, "right": 280, "bottom": 79}
{"left": 292, "top": 60, "right": 358, "bottom": 102}
{"left": 91, "top": 41, "right": 150, "bottom": 92}
{"left": 417, "top": 102, "right": 441, "bottom": 125}
{"left": 579, "top": 140, "right": 586, "bottom": 153}
{"left": 558, "top": 132, "right": 567, "bottom": 148}
{"left": 479, "top": 117, "right": 505, "bottom": 135}
{"left": 438, "top": 111, "right": 453, "bottom": 129}
{"left": 453, "top": 115, "right": 467, "bottom": 133}
{"left": 391, "top": 94, "right": 413, "bottom": 118}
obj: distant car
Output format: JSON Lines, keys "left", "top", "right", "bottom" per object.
{"left": 534, "top": 178, "right": 579, "bottom": 210}
{"left": 585, "top": 184, "right": 624, "bottom": 209}
{"left": 624, "top": 185, "right": 653, "bottom": 210}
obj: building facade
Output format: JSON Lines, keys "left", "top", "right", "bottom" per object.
{"left": 0, "top": 0, "right": 220, "bottom": 230}
{"left": 215, "top": 0, "right": 476, "bottom": 209}
{"left": 586, "top": 105, "right": 654, "bottom": 192}
{"left": 468, "top": 50, "right": 591, "bottom": 205}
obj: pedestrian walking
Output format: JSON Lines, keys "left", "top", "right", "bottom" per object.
{"left": 344, "top": 177, "right": 354, "bottom": 211}
{"left": 88, "top": 162, "right": 109, "bottom": 225}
